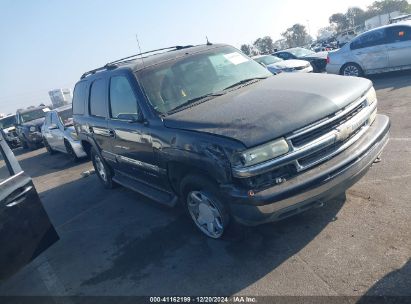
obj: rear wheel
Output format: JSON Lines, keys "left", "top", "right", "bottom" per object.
{"left": 341, "top": 63, "right": 363, "bottom": 77}
{"left": 91, "top": 147, "right": 115, "bottom": 189}
{"left": 181, "top": 176, "right": 230, "bottom": 239}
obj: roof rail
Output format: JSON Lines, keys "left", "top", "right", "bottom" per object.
{"left": 80, "top": 45, "right": 194, "bottom": 79}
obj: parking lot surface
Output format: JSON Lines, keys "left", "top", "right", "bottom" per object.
{"left": 0, "top": 71, "right": 410, "bottom": 298}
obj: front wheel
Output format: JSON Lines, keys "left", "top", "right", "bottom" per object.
{"left": 182, "top": 176, "right": 230, "bottom": 239}
{"left": 341, "top": 63, "right": 364, "bottom": 77}
{"left": 64, "top": 140, "right": 79, "bottom": 162}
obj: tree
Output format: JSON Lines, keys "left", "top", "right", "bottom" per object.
{"left": 329, "top": 13, "right": 350, "bottom": 31}
{"left": 281, "top": 24, "right": 310, "bottom": 48}
{"left": 317, "top": 26, "right": 336, "bottom": 41}
{"left": 273, "top": 39, "right": 289, "bottom": 51}
{"left": 253, "top": 36, "right": 275, "bottom": 54}
{"left": 346, "top": 7, "right": 367, "bottom": 27}
{"left": 367, "top": 0, "right": 411, "bottom": 15}
{"left": 240, "top": 44, "right": 252, "bottom": 55}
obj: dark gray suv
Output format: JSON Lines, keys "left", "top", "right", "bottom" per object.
{"left": 73, "top": 44, "right": 390, "bottom": 238}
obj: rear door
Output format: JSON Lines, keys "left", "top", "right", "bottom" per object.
{"left": 350, "top": 29, "right": 389, "bottom": 71}
{"left": 49, "top": 112, "right": 65, "bottom": 151}
{"left": 386, "top": 25, "right": 411, "bottom": 67}
{"left": 0, "top": 132, "right": 59, "bottom": 280}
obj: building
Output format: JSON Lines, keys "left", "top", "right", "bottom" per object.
{"left": 48, "top": 88, "right": 72, "bottom": 108}
{"left": 365, "top": 11, "right": 402, "bottom": 30}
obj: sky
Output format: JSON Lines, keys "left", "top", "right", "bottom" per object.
{"left": 0, "top": 0, "right": 375, "bottom": 114}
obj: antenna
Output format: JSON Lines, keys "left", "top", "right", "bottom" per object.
{"left": 135, "top": 34, "right": 145, "bottom": 68}
{"left": 206, "top": 36, "right": 212, "bottom": 45}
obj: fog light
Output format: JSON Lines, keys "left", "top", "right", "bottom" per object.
{"left": 248, "top": 190, "right": 255, "bottom": 197}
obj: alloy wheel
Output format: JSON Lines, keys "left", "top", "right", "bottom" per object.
{"left": 343, "top": 65, "right": 360, "bottom": 76}
{"left": 94, "top": 154, "right": 107, "bottom": 182}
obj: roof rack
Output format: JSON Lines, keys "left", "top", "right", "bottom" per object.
{"left": 80, "top": 45, "right": 194, "bottom": 79}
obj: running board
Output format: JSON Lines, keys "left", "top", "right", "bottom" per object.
{"left": 113, "top": 171, "right": 178, "bottom": 207}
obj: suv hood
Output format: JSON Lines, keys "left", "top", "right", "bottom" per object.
{"left": 301, "top": 51, "right": 328, "bottom": 60}
{"left": 163, "top": 73, "right": 372, "bottom": 148}
{"left": 268, "top": 59, "right": 309, "bottom": 69}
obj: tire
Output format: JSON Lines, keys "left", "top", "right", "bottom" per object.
{"left": 91, "top": 147, "right": 115, "bottom": 189}
{"left": 44, "top": 138, "right": 56, "bottom": 155}
{"left": 64, "top": 140, "right": 79, "bottom": 162}
{"left": 180, "top": 175, "right": 231, "bottom": 239}
{"left": 341, "top": 63, "right": 364, "bottom": 77}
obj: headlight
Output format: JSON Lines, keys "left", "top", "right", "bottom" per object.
{"left": 365, "top": 87, "right": 377, "bottom": 106}
{"left": 237, "top": 138, "right": 290, "bottom": 167}
{"left": 29, "top": 126, "right": 36, "bottom": 132}
{"left": 70, "top": 130, "right": 79, "bottom": 141}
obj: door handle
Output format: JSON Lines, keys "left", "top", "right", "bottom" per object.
{"left": 5, "top": 185, "right": 33, "bottom": 207}
{"left": 88, "top": 126, "right": 94, "bottom": 133}
{"left": 108, "top": 129, "right": 116, "bottom": 138}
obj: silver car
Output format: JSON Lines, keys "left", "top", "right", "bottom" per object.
{"left": 327, "top": 21, "right": 411, "bottom": 76}
{"left": 252, "top": 55, "right": 313, "bottom": 74}
{"left": 41, "top": 105, "right": 87, "bottom": 161}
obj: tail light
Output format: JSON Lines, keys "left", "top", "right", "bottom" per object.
{"left": 326, "top": 56, "right": 330, "bottom": 64}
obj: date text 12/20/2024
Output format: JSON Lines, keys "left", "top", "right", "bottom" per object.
{"left": 150, "top": 296, "right": 257, "bottom": 303}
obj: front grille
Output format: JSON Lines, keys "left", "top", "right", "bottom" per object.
{"left": 291, "top": 101, "right": 366, "bottom": 147}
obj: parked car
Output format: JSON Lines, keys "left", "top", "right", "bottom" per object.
{"left": 273, "top": 47, "right": 328, "bottom": 72}
{"left": 41, "top": 105, "right": 87, "bottom": 161}
{"left": 0, "top": 114, "right": 20, "bottom": 148}
{"left": 0, "top": 131, "right": 59, "bottom": 280}
{"left": 327, "top": 21, "right": 411, "bottom": 77}
{"left": 16, "top": 106, "right": 50, "bottom": 149}
{"left": 252, "top": 55, "right": 313, "bottom": 74}
{"left": 73, "top": 43, "right": 389, "bottom": 239}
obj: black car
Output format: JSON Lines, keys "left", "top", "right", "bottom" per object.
{"left": 0, "top": 131, "right": 59, "bottom": 280}
{"left": 16, "top": 106, "right": 50, "bottom": 149}
{"left": 0, "top": 115, "right": 20, "bottom": 148}
{"left": 73, "top": 44, "right": 389, "bottom": 239}
{"left": 273, "top": 47, "right": 328, "bottom": 72}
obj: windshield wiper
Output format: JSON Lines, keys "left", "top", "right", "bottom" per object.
{"left": 166, "top": 92, "right": 224, "bottom": 115}
{"left": 223, "top": 77, "right": 268, "bottom": 91}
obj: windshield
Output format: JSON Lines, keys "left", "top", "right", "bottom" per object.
{"left": 138, "top": 46, "right": 272, "bottom": 114}
{"left": 254, "top": 55, "right": 283, "bottom": 65}
{"left": 21, "top": 108, "right": 49, "bottom": 123}
{"left": 58, "top": 109, "right": 73, "bottom": 126}
{"left": 289, "top": 48, "right": 315, "bottom": 57}
{"left": 0, "top": 116, "right": 16, "bottom": 129}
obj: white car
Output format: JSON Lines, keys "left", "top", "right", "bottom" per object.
{"left": 41, "top": 105, "right": 87, "bottom": 161}
{"left": 252, "top": 55, "right": 313, "bottom": 74}
{"left": 327, "top": 21, "right": 411, "bottom": 76}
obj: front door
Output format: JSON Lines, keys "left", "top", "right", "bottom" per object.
{"left": 386, "top": 25, "right": 411, "bottom": 68}
{"left": 0, "top": 132, "right": 59, "bottom": 280}
{"left": 107, "top": 74, "right": 159, "bottom": 183}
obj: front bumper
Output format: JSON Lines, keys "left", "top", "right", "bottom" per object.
{"left": 222, "top": 114, "right": 390, "bottom": 225}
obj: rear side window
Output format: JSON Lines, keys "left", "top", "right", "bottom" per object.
{"left": 89, "top": 79, "right": 107, "bottom": 117}
{"left": 72, "top": 81, "right": 87, "bottom": 115}
{"left": 350, "top": 29, "right": 386, "bottom": 50}
{"left": 109, "top": 76, "right": 140, "bottom": 120}
{"left": 387, "top": 26, "right": 411, "bottom": 43}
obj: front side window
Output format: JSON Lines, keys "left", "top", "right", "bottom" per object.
{"left": 58, "top": 109, "right": 73, "bottom": 126}
{"left": 351, "top": 29, "right": 386, "bottom": 50}
{"left": 89, "top": 79, "right": 107, "bottom": 117}
{"left": 138, "top": 46, "right": 271, "bottom": 114}
{"left": 109, "top": 76, "right": 139, "bottom": 121}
